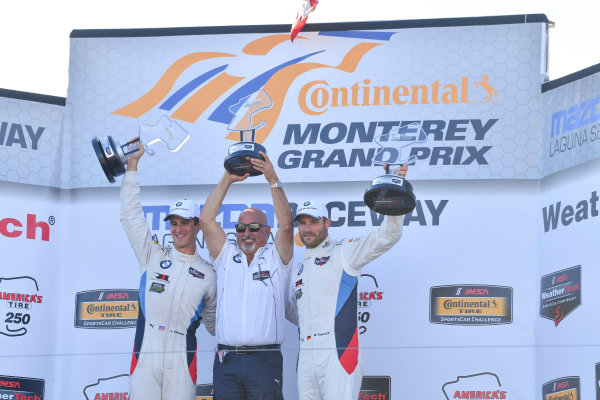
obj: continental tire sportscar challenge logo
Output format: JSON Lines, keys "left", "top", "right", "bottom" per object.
{"left": 0, "top": 276, "right": 43, "bottom": 337}
{"left": 430, "top": 285, "right": 512, "bottom": 325}
{"left": 0, "top": 375, "right": 44, "bottom": 400}
{"left": 542, "top": 376, "right": 580, "bottom": 400}
{"left": 75, "top": 289, "right": 138, "bottom": 329}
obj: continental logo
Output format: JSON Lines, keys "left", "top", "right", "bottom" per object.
{"left": 359, "top": 376, "right": 390, "bottom": 400}
{"left": 430, "top": 285, "right": 513, "bottom": 325}
{"left": 74, "top": 289, "right": 138, "bottom": 329}
{"left": 542, "top": 376, "right": 580, "bottom": 400}
{"left": 0, "top": 375, "right": 44, "bottom": 399}
{"left": 300, "top": 74, "right": 498, "bottom": 115}
{"left": 112, "top": 32, "right": 498, "bottom": 144}
{"left": 540, "top": 265, "right": 581, "bottom": 326}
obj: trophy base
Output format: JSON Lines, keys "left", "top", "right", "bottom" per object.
{"left": 224, "top": 142, "right": 266, "bottom": 176}
{"left": 92, "top": 136, "right": 126, "bottom": 183}
{"left": 364, "top": 175, "right": 416, "bottom": 216}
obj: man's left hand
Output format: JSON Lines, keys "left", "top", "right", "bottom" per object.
{"left": 386, "top": 163, "right": 408, "bottom": 178}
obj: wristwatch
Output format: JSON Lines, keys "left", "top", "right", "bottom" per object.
{"left": 270, "top": 180, "right": 283, "bottom": 189}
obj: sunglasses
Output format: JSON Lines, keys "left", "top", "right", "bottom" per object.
{"left": 235, "top": 223, "right": 268, "bottom": 233}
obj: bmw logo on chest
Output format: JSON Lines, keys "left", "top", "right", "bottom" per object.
{"left": 160, "top": 260, "right": 172, "bottom": 269}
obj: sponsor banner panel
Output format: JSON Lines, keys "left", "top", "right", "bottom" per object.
{"left": 0, "top": 95, "right": 65, "bottom": 187}
{"left": 65, "top": 21, "right": 545, "bottom": 188}
{"left": 540, "top": 70, "right": 600, "bottom": 177}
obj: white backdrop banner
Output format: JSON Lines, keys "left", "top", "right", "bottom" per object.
{"left": 63, "top": 15, "right": 548, "bottom": 188}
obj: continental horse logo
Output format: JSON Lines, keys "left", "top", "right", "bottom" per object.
{"left": 473, "top": 74, "right": 498, "bottom": 102}
{"left": 112, "top": 31, "right": 395, "bottom": 144}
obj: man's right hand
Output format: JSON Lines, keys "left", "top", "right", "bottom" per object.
{"left": 224, "top": 168, "right": 249, "bottom": 184}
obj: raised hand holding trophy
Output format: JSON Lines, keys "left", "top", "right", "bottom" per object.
{"left": 224, "top": 89, "right": 273, "bottom": 176}
{"left": 92, "top": 115, "right": 189, "bottom": 183}
{"left": 364, "top": 122, "right": 427, "bottom": 215}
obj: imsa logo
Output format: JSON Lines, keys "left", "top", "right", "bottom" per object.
{"left": 430, "top": 285, "right": 513, "bottom": 325}
{"left": 542, "top": 376, "right": 580, "bottom": 400}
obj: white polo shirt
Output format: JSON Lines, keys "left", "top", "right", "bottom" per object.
{"left": 213, "top": 241, "right": 291, "bottom": 346}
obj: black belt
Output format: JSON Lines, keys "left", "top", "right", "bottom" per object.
{"left": 217, "top": 344, "right": 280, "bottom": 354}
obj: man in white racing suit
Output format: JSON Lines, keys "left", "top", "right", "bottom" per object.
{"left": 120, "top": 143, "right": 217, "bottom": 400}
{"left": 288, "top": 165, "right": 407, "bottom": 400}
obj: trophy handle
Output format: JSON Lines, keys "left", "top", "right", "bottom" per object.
{"left": 239, "top": 129, "right": 258, "bottom": 143}
{"left": 121, "top": 137, "right": 141, "bottom": 157}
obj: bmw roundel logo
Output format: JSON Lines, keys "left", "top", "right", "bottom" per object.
{"left": 160, "top": 260, "right": 172, "bottom": 269}
{"left": 304, "top": 201, "right": 310, "bottom": 206}
{"left": 176, "top": 201, "right": 182, "bottom": 206}
{"left": 233, "top": 254, "right": 242, "bottom": 263}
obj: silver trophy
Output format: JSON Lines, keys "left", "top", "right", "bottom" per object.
{"left": 224, "top": 89, "right": 273, "bottom": 176}
{"left": 92, "top": 115, "right": 190, "bottom": 183}
{"left": 364, "top": 122, "right": 427, "bottom": 215}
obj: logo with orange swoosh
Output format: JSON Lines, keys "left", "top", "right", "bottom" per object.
{"left": 112, "top": 31, "right": 394, "bottom": 144}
